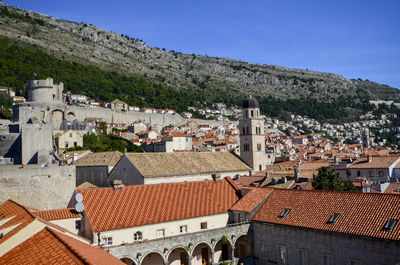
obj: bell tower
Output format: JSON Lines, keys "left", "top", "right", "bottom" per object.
{"left": 239, "top": 96, "right": 267, "bottom": 172}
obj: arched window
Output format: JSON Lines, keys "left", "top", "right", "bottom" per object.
{"left": 251, "top": 110, "right": 254, "bottom": 117}
{"left": 134, "top": 231, "right": 142, "bottom": 241}
{"left": 246, "top": 127, "right": 249, "bottom": 135}
{"left": 242, "top": 128, "right": 246, "bottom": 135}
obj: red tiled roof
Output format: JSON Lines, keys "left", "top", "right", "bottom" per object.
{"left": 0, "top": 200, "right": 35, "bottom": 245}
{"left": 253, "top": 189, "right": 400, "bottom": 240}
{"left": 350, "top": 156, "right": 400, "bottom": 169}
{"left": 166, "top": 132, "right": 189, "bottom": 138}
{"left": 76, "top": 178, "right": 241, "bottom": 232}
{"left": 36, "top": 208, "right": 80, "bottom": 221}
{"left": 230, "top": 188, "right": 273, "bottom": 212}
{"left": 0, "top": 227, "right": 125, "bottom": 265}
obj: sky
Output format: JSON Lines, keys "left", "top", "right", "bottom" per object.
{"left": 4, "top": 0, "right": 400, "bottom": 88}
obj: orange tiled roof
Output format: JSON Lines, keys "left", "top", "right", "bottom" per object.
{"left": 1, "top": 227, "right": 125, "bottom": 265}
{"left": 0, "top": 200, "right": 35, "bottom": 245}
{"left": 350, "top": 156, "right": 400, "bottom": 169}
{"left": 253, "top": 189, "right": 400, "bottom": 240}
{"left": 76, "top": 178, "right": 241, "bottom": 232}
{"left": 230, "top": 187, "right": 273, "bottom": 212}
{"left": 36, "top": 208, "right": 80, "bottom": 221}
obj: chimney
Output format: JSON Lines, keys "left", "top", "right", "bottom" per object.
{"left": 110, "top": 180, "right": 123, "bottom": 190}
{"left": 281, "top": 176, "right": 287, "bottom": 184}
{"left": 73, "top": 153, "right": 78, "bottom": 162}
{"left": 235, "top": 174, "right": 241, "bottom": 180}
{"left": 212, "top": 174, "right": 221, "bottom": 182}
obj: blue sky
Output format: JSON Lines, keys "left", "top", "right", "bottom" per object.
{"left": 4, "top": 0, "right": 400, "bottom": 88}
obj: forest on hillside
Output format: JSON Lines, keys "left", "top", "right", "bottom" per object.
{"left": 0, "top": 38, "right": 376, "bottom": 122}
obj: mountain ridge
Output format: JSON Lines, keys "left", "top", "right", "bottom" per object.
{"left": 0, "top": 2, "right": 399, "bottom": 107}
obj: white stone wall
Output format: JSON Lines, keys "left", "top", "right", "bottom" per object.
{"left": 0, "top": 165, "right": 76, "bottom": 210}
{"left": 92, "top": 213, "right": 229, "bottom": 247}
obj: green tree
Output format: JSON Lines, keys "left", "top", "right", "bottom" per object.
{"left": 312, "top": 167, "right": 358, "bottom": 192}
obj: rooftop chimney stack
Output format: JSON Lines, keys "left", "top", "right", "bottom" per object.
{"left": 110, "top": 180, "right": 123, "bottom": 190}
{"left": 212, "top": 174, "right": 221, "bottom": 182}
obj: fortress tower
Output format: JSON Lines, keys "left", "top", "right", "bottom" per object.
{"left": 239, "top": 96, "right": 268, "bottom": 172}
{"left": 28, "top": 77, "right": 63, "bottom": 103}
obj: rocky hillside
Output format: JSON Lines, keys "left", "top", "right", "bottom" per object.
{"left": 0, "top": 2, "right": 399, "bottom": 103}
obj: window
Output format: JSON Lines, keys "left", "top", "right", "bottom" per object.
{"left": 278, "top": 245, "right": 287, "bottom": 264}
{"left": 156, "top": 229, "right": 165, "bottom": 238}
{"left": 298, "top": 249, "right": 308, "bottom": 265}
{"left": 242, "top": 128, "right": 246, "bottom": 135}
{"left": 251, "top": 110, "right": 254, "bottom": 117}
{"left": 259, "top": 165, "right": 262, "bottom": 171}
{"left": 134, "top": 231, "right": 142, "bottom": 241}
{"left": 75, "top": 220, "right": 81, "bottom": 230}
{"left": 278, "top": 208, "right": 291, "bottom": 218}
{"left": 244, "top": 144, "right": 250, "bottom": 152}
{"left": 201, "top": 222, "right": 207, "bottom": 230}
{"left": 246, "top": 127, "right": 249, "bottom": 135}
{"left": 259, "top": 242, "right": 267, "bottom": 260}
{"left": 327, "top": 213, "right": 340, "bottom": 224}
{"left": 383, "top": 219, "right": 398, "bottom": 231}
{"left": 350, "top": 260, "right": 361, "bottom": 265}
{"left": 357, "top": 171, "right": 360, "bottom": 177}
{"left": 257, "top": 144, "right": 262, "bottom": 151}
{"left": 104, "top": 237, "right": 112, "bottom": 246}
{"left": 180, "top": 225, "right": 187, "bottom": 233}
{"left": 323, "top": 255, "right": 334, "bottom": 265}
{"left": 379, "top": 171, "right": 384, "bottom": 177}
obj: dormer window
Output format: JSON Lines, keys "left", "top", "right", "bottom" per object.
{"left": 278, "top": 208, "right": 291, "bottom": 218}
{"left": 327, "top": 213, "right": 340, "bottom": 224}
{"left": 383, "top": 219, "right": 398, "bottom": 231}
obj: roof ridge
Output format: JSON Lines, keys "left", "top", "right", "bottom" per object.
{"left": 46, "top": 227, "right": 91, "bottom": 265}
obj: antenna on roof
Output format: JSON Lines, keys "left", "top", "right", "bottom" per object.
{"left": 75, "top": 193, "right": 83, "bottom": 203}
{"left": 75, "top": 193, "right": 84, "bottom": 213}
{"left": 75, "top": 202, "right": 84, "bottom": 213}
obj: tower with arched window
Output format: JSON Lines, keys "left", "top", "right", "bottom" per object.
{"left": 239, "top": 96, "right": 268, "bottom": 172}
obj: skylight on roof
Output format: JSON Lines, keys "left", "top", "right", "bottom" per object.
{"left": 327, "top": 213, "right": 340, "bottom": 224}
{"left": 383, "top": 219, "right": 398, "bottom": 232}
{"left": 278, "top": 208, "right": 291, "bottom": 218}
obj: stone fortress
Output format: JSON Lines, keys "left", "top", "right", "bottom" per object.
{"left": 0, "top": 77, "right": 191, "bottom": 165}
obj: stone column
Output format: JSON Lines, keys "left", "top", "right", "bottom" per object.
{"left": 188, "top": 255, "right": 193, "bottom": 265}
{"left": 210, "top": 248, "right": 215, "bottom": 265}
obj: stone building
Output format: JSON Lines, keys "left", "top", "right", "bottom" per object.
{"left": 252, "top": 189, "right": 400, "bottom": 265}
{"left": 68, "top": 178, "right": 253, "bottom": 265}
{"left": 108, "top": 151, "right": 251, "bottom": 186}
{"left": 239, "top": 96, "right": 270, "bottom": 172}
{"left": 74, "top": 151, "right": 122, "bottom": 187}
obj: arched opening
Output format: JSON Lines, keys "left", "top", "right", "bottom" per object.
{"left": 251, "top": 110, "right": 254, "bottom": 117}
{"left": 120, "top": 257, "right": 136, "bottom": 265}
{"left": 51, "top": 110, "right": 64, "bottom": 129}
{"left": 234, "top": 235, "right": 252, "bottom": 259}
{"left": 168, "top": 247, "right": 189, "bottom": 265}
{"left": 214, "top": 239, "right": 233, "bottom": 263}
{"left": 141, "top": 252, "right": 164, "bottom": 265}
{"left": 192, "top": 243, "right": 211, "bottom": 265}
{"left": 66, "top": 112, "right": 76, "bottom": 121}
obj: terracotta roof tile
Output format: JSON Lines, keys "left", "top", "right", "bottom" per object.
{"left": 73, "top": 151, "right": 122, "bottom": 167}
{"left": 230, "top": 188, "right": 273, "bottom": 212}
{"left": 0, "top": 227, "right": 125, "bottom": 265}
{"left": 0, "top": 200, "right": 35, "bottom": 245}
{"left": 76, "top": 178, "right": 241, "bottom": 232}
{"left": 123, "top": 152, "right": 251, "bottom": 177}
{"left": 253, "top": 189, "right": 400, "bottom": 240}
{"left": 36, "top": 208, "right": 80, "bottom": 221}
{"left": 350, "top": 156, "right": 400, "bottom": 169}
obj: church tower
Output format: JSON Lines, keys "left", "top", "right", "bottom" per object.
{"left": 239, "top": 96, "right": 267, "bottom": 172}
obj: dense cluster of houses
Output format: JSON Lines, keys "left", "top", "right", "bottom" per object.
{"left": 1, "top": 95, "right": 400, "bottom": 264}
